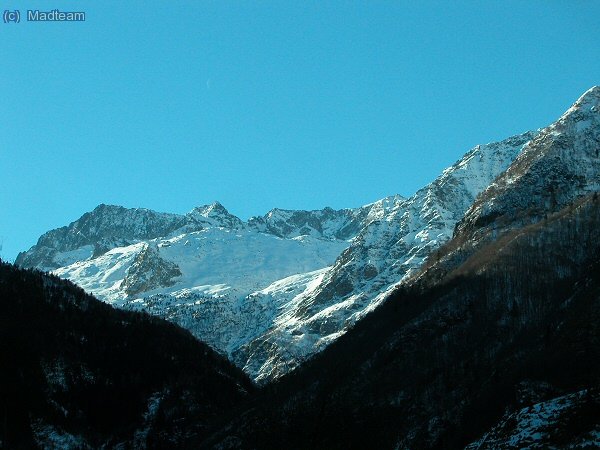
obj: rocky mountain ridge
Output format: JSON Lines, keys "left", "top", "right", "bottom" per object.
{"left": 235, "top": 130, "right": 537, "bottom": 381}
{"left": 415, "top": 85, "right": 600, "bottom": 287}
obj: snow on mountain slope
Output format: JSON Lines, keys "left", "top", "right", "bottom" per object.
{"left": 234, "top": 130, "right": 537, "bottom": 382}
{"left": 19, "top": 202, "right": 378, "bottom": 360}
{"left": 188, "top": 201, "right": 245, "bottom": 230}
{"left": 466, "top": 389, "right": 600, "bottom": 449}
{"left": 457, "top": 86, "right": 600, "bottom": 240}
{"left": 247, "top": 196, "right": 403, "bottom": 240}
{"left": 409, "top": 86, "right": 600, "bottom": 289}
{"left": 15, "top": 204, "right": 198, "bottom": 270}
{"left": 258, "top": 87, "right": 599, "bottom": 384}
{"left": 52, "top": 224, "right": 350, "bottom": 351}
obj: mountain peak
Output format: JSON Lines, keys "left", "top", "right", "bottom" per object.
{"left": 91, "top": 203, "right": 126, "bottom": 214}
{"left": 192, "top": 201, "right": 230, "bottom": 218}
{"left": 579, "top": 85, "right": 600, "bottom": 101}
{"left": 573, "top": 85, "right": 600, "bottom": 110}
{"left": 15, "top": 205, "right": 189, "bottom": 270}
{"left": 560, "top": 85, "right": 600, "bottom": 121}
{"left": 452, "top": 85, "right": 600, "bottom": 244}
{"left": 188, "top": 202, "right": 244, "bottom": 229}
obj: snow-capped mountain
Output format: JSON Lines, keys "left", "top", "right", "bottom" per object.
{"left": 17, "top": 133, "right": 534, "bottom": 382}
{"left": 15, "top": 204, "right": 198, "bottom": 271}
{"left": 199, "top": 88, "right": 600, "bottom": 449}
{"left": 459, "top": 86, "right": 600, "bottom": 238}
{"left": 18, "top": 87, "right": 598, "bottom": 383}
{"left": 233, "top": 131, "right": 536, "bottom": 381}
{"left": 16, "top": 140, "right": 537, "bottom": 383}
{"left": 11, "top": 86, "right": 600, "bottom": 449}
{"left": 203, "top": 174, "right": 600, "bottom": 450}
{"left": 416, "top": 85, "right": 600, "bottom": 287}
{"left": 16, "top": 200, "right": 393, "bottom": 362}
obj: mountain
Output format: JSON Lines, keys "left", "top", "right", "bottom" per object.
{"left": 246, "top": 204, "right": 380, "bottom": 240}
{"left": 0, "top": 260, "right": 254, "bottom": 449}
{"left": 199, "top": 87, "right": 600, "bottom": 450}
{"left": 234, "top": 130, "right": 536, "bottom": 382}
{"left": 418, "top": 85, "right": 600, "bottom": 287}
{"left": 8, "top": 86, "right": 600, "bottom": 449}
{"left": 15, "top": 199, "right": 402, "bottom": 377}
{"left": 15, "top": 134, "right": 536, "bottom": 383}
{"left": 15, "top": 88, "right": 597, "bottom": 388}
{"left": 15, "top": 204, "right": 198, "bottom": 271}
{"left": 461, "top": 85, "right": 600, "bottom": 234}
{"left": 201, "top": 195, "right": 600, "bottom": 449}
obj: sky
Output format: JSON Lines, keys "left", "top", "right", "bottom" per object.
{"left": 1, "top": 1, "right": 599, "bottom": 262}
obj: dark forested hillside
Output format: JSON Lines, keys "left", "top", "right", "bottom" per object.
{"left": 0, "top": 261, "right": 254, "bottom": 449}
{"left": 200, "top": 194, "right": 600, "bottom": 449}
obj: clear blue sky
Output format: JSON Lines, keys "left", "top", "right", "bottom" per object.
{"left": 1, "top": 1, "right": 599, "bottom": 262}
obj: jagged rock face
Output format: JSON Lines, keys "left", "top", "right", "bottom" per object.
{"left": 310, "top": 131, "right": 538, "bottom": 312}
{"left": 121, "top": 244, "right": 182, "bottom": 296}
{"left": 415, "top": 86, "right": 600, "bottom": 287}
{"left": 15, "top": 201, "right": 248, "bottom": 271}
{"left": 15, "top": 204, "right": 196, "bottom": 270}
{"left": 248, "top": 203, "right": 388, "bottom": 240}
{"left": 188, "top": 201, "right": 245, "bottom": 230}
{"left": 458, "top": 86, "right": 600, "bottom": 240}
